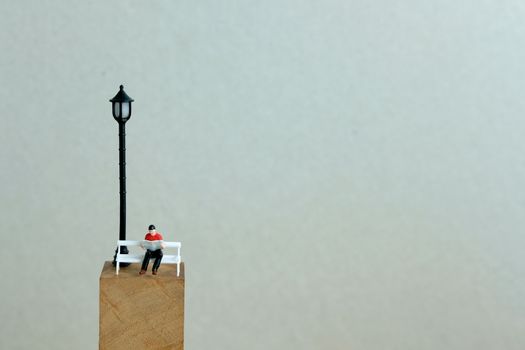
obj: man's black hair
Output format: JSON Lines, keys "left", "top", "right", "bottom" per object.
{"left": 148, "top": 224, "right": 156, "bottom": 230}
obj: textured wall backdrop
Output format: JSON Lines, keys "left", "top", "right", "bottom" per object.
{"left": 1, "top": 1, "right": 525, "bottom": 349}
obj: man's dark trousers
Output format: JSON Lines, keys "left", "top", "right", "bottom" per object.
{"left": 141, "top": 249, "right": 163, "bottom": 271}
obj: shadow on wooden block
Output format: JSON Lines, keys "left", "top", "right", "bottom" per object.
{"left": 99, "top": 261, "right": 185, "bottom": 350}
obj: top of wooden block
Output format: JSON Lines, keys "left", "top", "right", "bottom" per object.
{"left": 100, "top": 261, "right": 185, "bottom": 280}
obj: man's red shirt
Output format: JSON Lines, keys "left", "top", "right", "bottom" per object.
{"left": 145, "top": 232, "right": 163, "bottom": 241}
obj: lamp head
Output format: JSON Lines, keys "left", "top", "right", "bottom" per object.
{"left": 110, "top": 85, "right": 134, "bottom": 122}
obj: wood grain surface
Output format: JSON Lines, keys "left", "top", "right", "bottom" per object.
{"left": 99, "top": 261, "right": 185, "bottom": 350}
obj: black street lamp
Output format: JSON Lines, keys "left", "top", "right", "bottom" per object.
{"left": 110, "top": 85, "right": 134, "bottom": 266}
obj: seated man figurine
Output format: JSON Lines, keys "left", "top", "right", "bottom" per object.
{"left": 139, "top": 224, "right": 166, "bottom": 275}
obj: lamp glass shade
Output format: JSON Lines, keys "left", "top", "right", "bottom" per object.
{"left": 113, "top": 102, "right": 131, "bottom": 120}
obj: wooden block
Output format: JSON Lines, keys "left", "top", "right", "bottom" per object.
{"left": 99, "top": 261, "right": 185, "bottom": 350}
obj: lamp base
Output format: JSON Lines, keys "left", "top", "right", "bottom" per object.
{"left": 112, "top": 246, "right": 130, "bottom": 267}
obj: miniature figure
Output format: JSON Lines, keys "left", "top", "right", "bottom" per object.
{"left": 139, "top": 224, "right": 166, "bottom": 275}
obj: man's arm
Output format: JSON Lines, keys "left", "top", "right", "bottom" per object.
{"left": 140, "top": 235, "right": 148, "bottom": 250}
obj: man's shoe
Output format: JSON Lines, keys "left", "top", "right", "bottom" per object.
{"left": 139, "top": 270, "right": 146, "bottom": 275}
{"left": 152, "top": 269, "right": 158, "bottom": 275}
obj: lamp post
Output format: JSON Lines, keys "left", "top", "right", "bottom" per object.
{"left": 110, "top": 85, "right": 134, "bottom": 265}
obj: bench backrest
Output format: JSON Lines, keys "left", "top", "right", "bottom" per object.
{"left": 117, "top": 240, "right": 181, "bottom": 249}
{"left": 117, "top": 240, "right": 181, "bottom": 258}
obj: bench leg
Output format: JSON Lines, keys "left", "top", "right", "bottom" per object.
{"left": 116, "top": 260, "right": 120, "bottom": 275}
{"left": 177, "top": 263, "right": 180, "bottom": 277}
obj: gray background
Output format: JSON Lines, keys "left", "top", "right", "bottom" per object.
{"left": 1, "top": 1, "right": 524, "bottom": 349}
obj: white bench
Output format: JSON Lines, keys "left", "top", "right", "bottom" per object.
{"left": 115, "top": 240, "right": 182, "bottom": 276}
